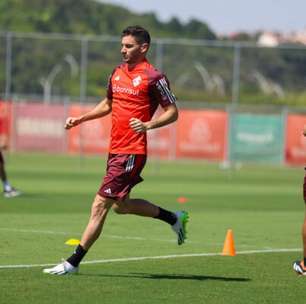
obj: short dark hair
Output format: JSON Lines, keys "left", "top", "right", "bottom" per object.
{"left": 121, "top": 25, "right": 151, "bottom": 45}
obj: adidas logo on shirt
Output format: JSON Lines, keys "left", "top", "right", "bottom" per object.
{"left": 104, "top": 188, "right": 112, "bottom": 194}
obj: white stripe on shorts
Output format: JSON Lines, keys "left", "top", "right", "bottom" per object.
{"left": 125, "top": 155, "right": 135, "bottom": 172}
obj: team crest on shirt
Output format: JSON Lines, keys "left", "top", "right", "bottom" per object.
{"left": 132, "top": 76, "right": 142, "bottom": 87}
{"left": 114, "top": 75, "right": 120, "bottom": 81}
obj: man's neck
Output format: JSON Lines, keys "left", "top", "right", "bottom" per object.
{"left": 127, "top": 57, "right": 147, "bottom": 70}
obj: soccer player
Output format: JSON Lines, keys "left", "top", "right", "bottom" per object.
{"left": 0, "top": 151, "right": 21, "bottom": 198}
{"left": 43, "top": 25, "right": 189, "bottom": 275}
{"left": 293, "top": 126, "right": 306, "bottom": 275}
{"left": 0, "top": 116, "right": 20, "bottom": 198}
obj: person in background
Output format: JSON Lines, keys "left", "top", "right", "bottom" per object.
{"left": 0, "top": 129, "right": 20, "bottom": 198}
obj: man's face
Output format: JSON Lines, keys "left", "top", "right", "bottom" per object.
{"left": 121, "top": 35, "right": 148, "bottom": 64}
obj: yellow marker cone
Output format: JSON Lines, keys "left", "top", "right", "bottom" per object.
{"left": 221, "top": 229, "right": 236, "bottom": 256}
{"left": 65, "top": 239, "right": 80, "bottom": 246}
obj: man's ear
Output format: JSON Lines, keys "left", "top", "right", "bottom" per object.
{"left": 140, "top": 43, "right": 149, "bottom": 54}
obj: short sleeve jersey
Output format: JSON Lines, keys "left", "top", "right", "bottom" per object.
{"left": 107, "top": 59, "right": 176, "bottom": 154}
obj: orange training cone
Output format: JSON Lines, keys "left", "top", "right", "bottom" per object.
{"left": 221, "top": 229, "right": 236, "bottom": 256}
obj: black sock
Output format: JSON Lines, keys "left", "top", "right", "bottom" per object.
{"left": 66, "top": 245, "right": 87, "bottom": 267}
{"left": 304, "top": 257, "right": 306, "bottom": 266}
{"left": 154, "top": 207, "right": 177, "bottom": 225}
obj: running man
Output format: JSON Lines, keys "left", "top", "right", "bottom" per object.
{"left": 43, "top": 25, "right": 189, "bottom": 275}
{"left": 293, "top": 126, "right": 306, "bottom": 275}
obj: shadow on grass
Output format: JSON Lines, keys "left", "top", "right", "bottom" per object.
{"left": 80, "top": 272, "right": 250, "bottom": 282}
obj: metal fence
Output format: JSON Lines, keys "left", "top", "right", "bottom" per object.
{"left": 1, "top": 31, "right": 306, "bottom": 108}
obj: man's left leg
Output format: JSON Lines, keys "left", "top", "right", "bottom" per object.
{"left": 112, "top": 197, "right": 189, "bottom": 245}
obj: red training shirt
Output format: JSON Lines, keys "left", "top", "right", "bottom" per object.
{"left": 107, "top": 59, "right": 176, "bottom": 154}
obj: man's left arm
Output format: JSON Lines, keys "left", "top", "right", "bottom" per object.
{"left": 130, "top": 103, "right": 178, "bottom": 133}
{"left": 129, "top": 103, "right": 178, "bottom": 133}
{"left": 129, "top": 74, "right": 178, "bottom": 133}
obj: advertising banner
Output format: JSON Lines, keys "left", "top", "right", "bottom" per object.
{"left": 229, "top": 113, "right": 284, "bottom": 163}
{"left": 13, "top": 103, "right": 67, "bottom": 152}
{"left": 147, "top": 126, "right": 175, "bottom": 159}
{"left": 285, "top": 114, "right": 306, "bottom": 165}
{"left": 176, "top": 110, "right": 227, "bottom": 160}
{"left": 67, "top": 104, "right": 111, "bottom": 154}
{"left": 147, "top": 107, "right": 176, "bottom": 159}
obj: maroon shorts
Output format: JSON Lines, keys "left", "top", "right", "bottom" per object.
{"left": 98, "top": 153, "right": 147, "bottom": 200}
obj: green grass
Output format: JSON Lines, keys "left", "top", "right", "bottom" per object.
{"left": 0, "top": 152, "right": 306, "bottom": 303}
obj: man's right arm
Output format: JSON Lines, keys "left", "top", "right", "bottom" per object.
{"left": 65, "top": 97, "right": 112, "bottom": 130}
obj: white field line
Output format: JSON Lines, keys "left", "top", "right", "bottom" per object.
{"left": 0, "top": 248, "right": 301, "bottom": 269}
{"left": 0, "top": 227, "right": 200, "bottom": 244}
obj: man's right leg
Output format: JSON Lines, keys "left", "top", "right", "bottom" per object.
{"left": 43, "top": 194, "right": 116, "bottom": 275}
{"left": 0, "top": 151, "right": 7, "bottom": 183}
{"left": 79, "top": 194, "right": 116, "bottom": 250}
{"left": 293, "top": 212, "right": 306, "bottom": 275}
{"left": 303, "top": 212, "right": 306, "bottom": 263}
{"left": 0, "top": 151, "right": 21, "bottom": 198}
{"left": 293, "top": 171, "right": 306, "bottom": 275}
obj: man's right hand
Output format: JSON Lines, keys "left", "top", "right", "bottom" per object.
{"left": 65, "top": 117, "right": 82, "bottom": 130}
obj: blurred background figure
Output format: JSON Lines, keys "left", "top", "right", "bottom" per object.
{"left": 0, "top": 122, "right": 21, "bottom": 198}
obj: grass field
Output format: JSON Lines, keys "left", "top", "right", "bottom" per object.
{"left": 1, "top": 152, "right": 306, "bottom": 303}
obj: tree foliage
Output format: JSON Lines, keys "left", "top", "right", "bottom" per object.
{"left": 0, "top": 0, "right": 305, "bottom": 106}
{"left": 0, "top": 0, "right": 216, "bottom": 39}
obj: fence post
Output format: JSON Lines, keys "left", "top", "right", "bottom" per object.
{"left": 225, "top": 44, "right": 241, "bottom": 168}
{"left": 281, "top": 106, "right": 288, "bottom": 165}
{"left": 5, "top": 32, "right": 12, "bottom": 101}
{"left": 80, "top": 37, "right": 88, "bottom": 105}
{"left": 155, "top": 39, "right": 163, "bottom": 72}
{"left": 79, "top": 37, "right": 88, "bottom": 166}
{"left": 231, "top": 43, "right": 241, "bottom": 106}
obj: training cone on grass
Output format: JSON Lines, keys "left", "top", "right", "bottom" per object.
{"left": 221, "top": 229, "right": 236, "bottom": 256}
{"left": 65, "top": 238, "right": 80, "bottom": 246}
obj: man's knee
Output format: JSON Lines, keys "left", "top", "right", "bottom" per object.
{"left": 92, "top": 195, "right": 115, "bottom": 216}
{"left": 112, "top": 199, "right": 129, "bottom": 214}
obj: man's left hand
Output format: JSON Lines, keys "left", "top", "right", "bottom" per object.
{"left": 129, "top": 118, "right": 148, "bottom": 133}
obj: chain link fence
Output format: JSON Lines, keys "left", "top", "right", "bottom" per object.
{"left": 1, "top": 32, "right": 306, "bottom": 164}
{"left": 1, "top": 31, "right": 306, "bottom": 109}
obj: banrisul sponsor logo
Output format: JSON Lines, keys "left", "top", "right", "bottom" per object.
{"left": 113, "top": 84, "right": 139, "bottom": 96}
